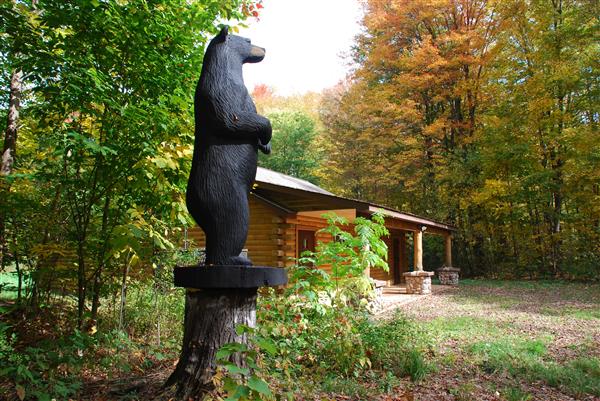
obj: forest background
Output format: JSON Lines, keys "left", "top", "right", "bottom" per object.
{"left": 1, "top": 0, "right": 598, "bottom": 323}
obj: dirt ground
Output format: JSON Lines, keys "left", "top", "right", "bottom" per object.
{"left": 391, "top": 280, "right": 600, "bottom": 401}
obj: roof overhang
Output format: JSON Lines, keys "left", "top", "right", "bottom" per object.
{"left": 367, "top": 206, "right": 456, "bottom": 232}
{"left": 252, "top": 179, "right": 456, "bottom": 233}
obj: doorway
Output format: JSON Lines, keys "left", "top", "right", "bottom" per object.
{"left": 297, "top": 229, "right": 316, "bottom": 258}
{"left": 390, "top": 234, "right": 407, "bottom": 284}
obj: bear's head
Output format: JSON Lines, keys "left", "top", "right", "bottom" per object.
{"left": 207, "top": 26, "right": 265, "bottom": 64}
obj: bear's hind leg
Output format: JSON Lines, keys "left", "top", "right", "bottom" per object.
{"left": 209, "top": 190, "right": 252, "bottom": 266}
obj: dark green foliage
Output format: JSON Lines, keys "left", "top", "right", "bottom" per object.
{"left": 258, "top": 110, "right": 322, "bottom": 183}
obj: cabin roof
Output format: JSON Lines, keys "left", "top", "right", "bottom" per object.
{"left": 254, "top": 167, "right": 456, "bottom": 232}
{"left": 256, "top": 167, "right": 333, "bottom": 196}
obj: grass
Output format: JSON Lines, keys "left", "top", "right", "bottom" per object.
{"left": 0, "top": 270, "right": 26, "bottom": 300}
{"left": 424, "top": 316, "right": 505, "bottom": 342}
{"left": 459, "top": 278, "right": 570, "bottom": 289}
{"left": 540, "top": 305, "right": 600, "bottom": 320}
{"left": 449, "top": 292, "right": 520, "bottom": 309}
{"left": 501, "top": 386, "right": 532, "bottom": 401}
{"left": 465, "top": 325, "right": 600, "bottom": 396}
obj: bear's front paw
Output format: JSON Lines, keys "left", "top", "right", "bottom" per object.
{"left": 258, "top": 142, "right": 271, "bottom": 155}
{"left": 225, "top": 255, "right": 253, "bottom": 266}
{"left": 259, "top": 120, "right": 272, "bottom": 144}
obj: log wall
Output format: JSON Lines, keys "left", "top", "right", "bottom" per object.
{"left": 188, "top": 197, "right": 284, "bottom": 267}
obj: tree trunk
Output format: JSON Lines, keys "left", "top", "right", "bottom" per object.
{"left": 15, "top": 248, "right": 21, "bottom": 302}
{"left": 0, "top": 68, "right": 22, "bottom": 270}
{"left": 118, "top": 255, "right": 131, "bottom": 331}
{"left": 1, "top": 69, "right": 21, "bottom": 175}
{"left": 76, "top": 240, "right": 87, "bottom": 329}
{"left": 165, "top": 288, "right": 258, "bottom": 400}
{"left": 91, "top": 194, "right": 111, "bottom": 322}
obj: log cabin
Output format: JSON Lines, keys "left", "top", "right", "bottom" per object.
{"left": 187, "top": 167, "right": 456, "bottom": 285}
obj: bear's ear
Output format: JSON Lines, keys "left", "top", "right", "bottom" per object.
{"left": 215, "top": 26, "right": 229, "bottom": 42}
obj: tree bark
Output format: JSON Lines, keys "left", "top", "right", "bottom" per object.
{"left": 118, "top": 252, "right": 131, "bottom": 331}
{"left": 0, "top": 68, "right": 22, "bottom": 269}
{"left": 1, "top": 69, "right": 21, "bottom": 175}
{"left": 76, "top": 240, "right": 87, "bottom": 329}
{"left": 165, "top": 288, "right": 258, "bottom": 400}
{"left": 91, "top": 193, "right": 111, "bottom": 322}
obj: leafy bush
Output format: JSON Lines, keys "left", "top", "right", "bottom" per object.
{"left": 211, "top": 326, "right": 276, "bottom": 401}
{"left": 0, "top": 323, "right": 89, "bottom": 401}
{"left": 215, "top": 213, "right": 431, "bottom": 398}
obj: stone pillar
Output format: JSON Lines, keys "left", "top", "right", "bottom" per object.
{"left": 404, "top": 229, "right": 432, "bottom": 294}
{"left": 413, "top": 230, "right": 423, "bottom": 271}
{"left": 444, "top": 234, "right": 452, "bottom": 267}
{"left": 403, "top": 271, "right": 434, "bottom": 295}
{"left": 437, "top": 267, "right": 460, "bottom": 285}
{"left": 438, "top": 234, "right": 460, "bottom": 285}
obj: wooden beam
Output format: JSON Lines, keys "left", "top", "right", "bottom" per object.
{"left": 444, "top": 234, "right": 452, "bottom": 267}
{"left": 413, "top": 230, "right": 423, "bottom": 271}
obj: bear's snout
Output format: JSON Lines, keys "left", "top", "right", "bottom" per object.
{"left": 246, "top": 45, "right": 266, "bottom": 63}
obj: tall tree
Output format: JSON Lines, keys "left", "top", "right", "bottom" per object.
{"left": 321, "top": 0, "right": 599, "bottom": 277}
{"left": 0, "top": 0, "right": 255, "bottom": 326}
{"left": 258, "top": 110, "right": 322, "bottom": 182}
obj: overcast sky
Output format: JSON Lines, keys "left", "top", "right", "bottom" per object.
{"left": 239, "top": 0, "right": 363, "bottom": 95}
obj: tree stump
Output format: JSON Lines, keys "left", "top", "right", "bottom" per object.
{"left": 166, "top": 265, "right": 287, "bottom": 400}
{"left": 165, "top": 288, "right": 257, "bottom": 399}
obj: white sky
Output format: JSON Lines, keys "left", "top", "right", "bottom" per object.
{"left": 239, "top": 0, "right": 363, "bottom": 96}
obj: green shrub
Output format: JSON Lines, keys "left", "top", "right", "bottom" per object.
{"left": 0, "top": 323, "right": 87, "bottom": 400}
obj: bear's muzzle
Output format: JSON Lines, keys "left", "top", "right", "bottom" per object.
{"left": 247, "top": 45, "right": 266, "bottom": 63}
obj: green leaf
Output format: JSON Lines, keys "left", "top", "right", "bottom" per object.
{"left": 257, "top": 338, "right": 277, "bottom": 356}
{"left": 247, "top": 375, "right": 271, "bottom": 396}
{"left": 223, "top": 363, "right": 249, "bottom": 376}
{"left": 216, "top": 342, "right": 247, "bottom": 360}
{"left": 235, "top": 324, "right": 253, "bottom": 335}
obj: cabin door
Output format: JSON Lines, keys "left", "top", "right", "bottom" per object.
{"left": 391, "top": 234, "right": 407, "bottom": 284}
{"left": 392, "top": 237, "right": 401, "bottom": 284}
{"left": 297, "top": 230, "right": 316, "bottom": 258}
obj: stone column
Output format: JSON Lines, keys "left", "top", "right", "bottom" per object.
{"left": 413, "top": 230, "right": 423, "bottom": 271}
{"left": 402, "top": 271, "right": 434, "bottom": 294}
{"left": 438, "top": 234, "right": 460, "bottom": 285}
{"left": 444, "top": 234, "right": 452, "bottom": 267}
{"left": 404, "top": 229, "right": 432, "bottom": 294}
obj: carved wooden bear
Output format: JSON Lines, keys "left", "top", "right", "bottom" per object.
{"left": 186, "top": 27, "right": 271, "bottom": 266}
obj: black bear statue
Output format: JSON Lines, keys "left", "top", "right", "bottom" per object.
{"left": 186, "top": 26, "right": 271, "bottom": 267}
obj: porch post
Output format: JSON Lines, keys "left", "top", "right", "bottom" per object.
{"left": 444, "top": 234, "right": 452, "bottom": 267}
{"left": 413, "top": 230, "right": 423, "bottom": 271}
{"left": 404, "top": 229, "right": 432, "bottom": 294}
